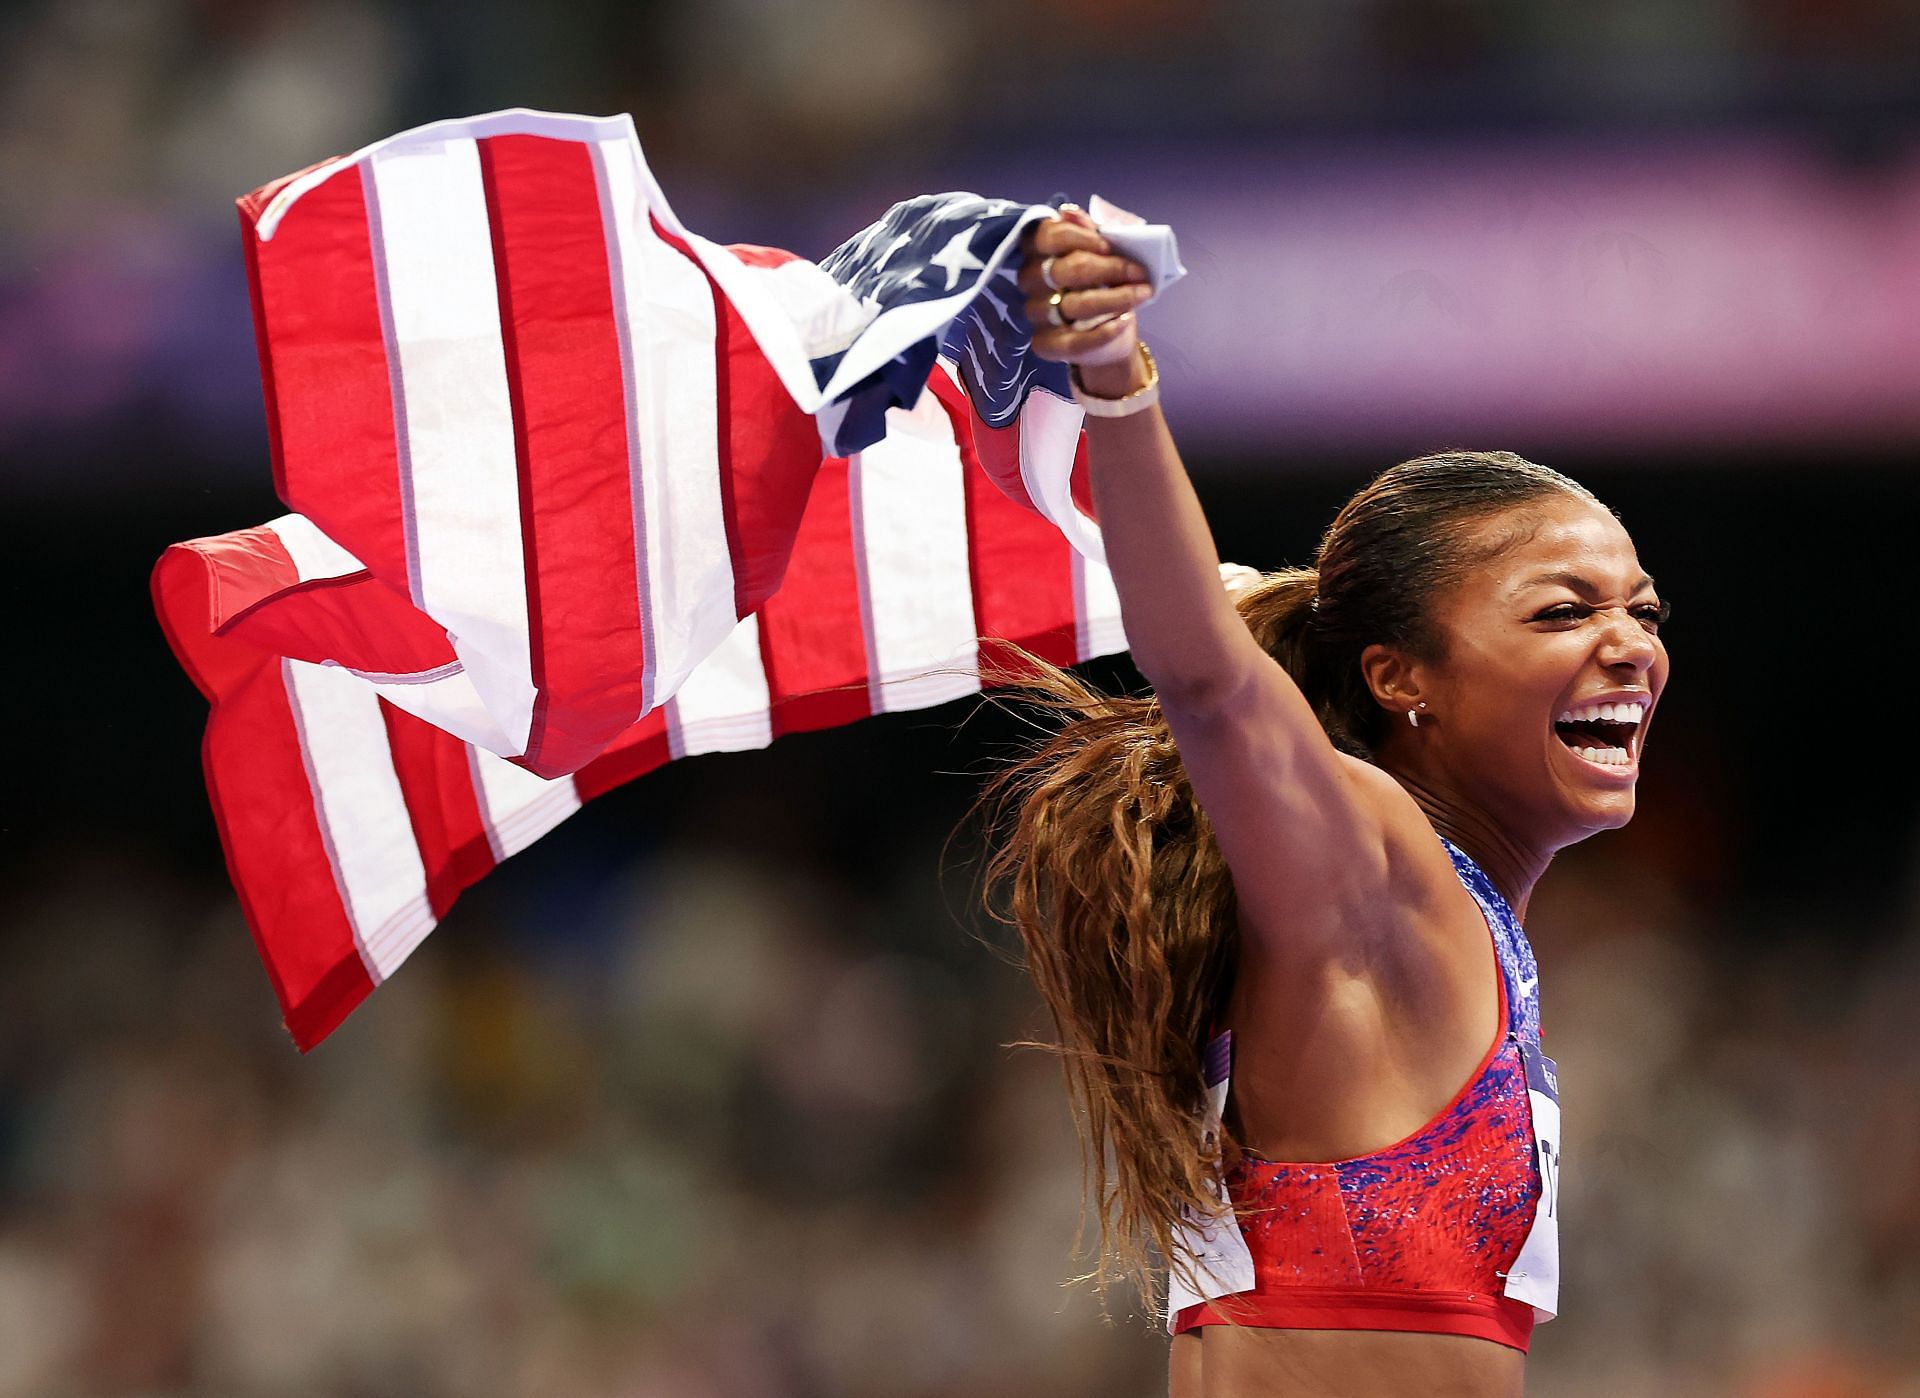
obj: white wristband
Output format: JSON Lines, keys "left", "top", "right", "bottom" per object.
{"left": 1070, "top": 344, "right": 1160, "bottom": 418}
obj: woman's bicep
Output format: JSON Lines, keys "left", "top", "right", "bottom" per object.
{"left": 1158, "top": 652, "right": 1396, "bottom": 956}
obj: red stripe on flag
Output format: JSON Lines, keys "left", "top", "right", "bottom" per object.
{"left": 212, "top": 663, "right": 376, "bottom": 1051}
{"left": 240, "top": 170, "right": 410, "bottom": 586}
{"left": 239, "top": 217, "right": 289, "bottom": 506}
{"left": 154, "top": 525, "right": 301, "bottom": 694}
{"left": 158, "top": 522, "right": 456, "bottom": 677}
{"left": 756, "top": 457, "right": 872, "bottom": 735}
{"left": 380, "top": 703, "right": 495, "bottom": 920}
{"left": 572, "top": 707, "right": 673, "bottom": 802}
{"left": 650, "top": 220, "right": 825, "bottom": 619}
{"left": 220, "top": 572, "right": 458, "bottom": 677}
{"left": 476, "top": 134, "right": 646, "bottom": 778}
{"left": 725, "top": 243, "right": 803, "bottom": 270}
{"left": 152, "top": 549, "right": 232, "bottom": 704}
{"left": 928, "top": 369, "right": 1046, "bottom": 518}
{"left": 1068, "top": 434, "right": 1098, "bottom": 522}
{"left": 925, "top": 369, "right": 1079, "bottom": 674}
{"left": 154, "top": 535, "right": 374, "bottom": 1050}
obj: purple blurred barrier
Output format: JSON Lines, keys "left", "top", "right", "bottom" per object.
{"left": 5, "top": 133, "right": 1916, "bottom": 476}
{"left": 1120, "top": 135, "right": 1920, "bottom": 454}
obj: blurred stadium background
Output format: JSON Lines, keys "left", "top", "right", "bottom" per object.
{"left": 3, "top": 1, "right": 1918, "bottom": 1394}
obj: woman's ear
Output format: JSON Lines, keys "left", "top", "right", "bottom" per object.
{"left": 1359, "top": 642, "right": 1423, "bottom": 714}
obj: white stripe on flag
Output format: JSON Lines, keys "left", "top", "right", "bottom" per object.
{"left": 358, "top": 669, "right": 515, "bottom": 757}
{"left": 267, "top": 516, "right": 525, "bottom": 757}
{"left": 254, "top": 110, "right": 639, "bottom": 241}
{"left": 282, "top": 659, "right": 433, "bottom": 980}
{"left": 1015, "top": 388, "right": 1105, "bottom": 564}
{"left": 467, "top": 748, "right": 583, "bottom": 862}
{"left": 590, "top": 136, "right": 737, "bottom": 712}
{"left": 364, "top": 139, "right": 538, "bottom": 755}
{"left": 269, "top": 513, "right": 366, "bottom": 582}
{"left": 1074, "top": 552, "right": 1128, "bottom": 661}
{"left": 1011, "top": 387, "right": 1127, "bottom": 658}
{"left": 849, "top": 390, "right": 979, "bottom": 712}
{"left": 666, "top": 613, "right": 774, "bottom": 757}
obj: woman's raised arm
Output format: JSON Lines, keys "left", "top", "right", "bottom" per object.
{"left": 1020, "top": 212, "right": 1411, "bottom": 950}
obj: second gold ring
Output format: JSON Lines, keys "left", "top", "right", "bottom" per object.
{"left": 1046, "top": 290, "right": 1071, "bottom": 328}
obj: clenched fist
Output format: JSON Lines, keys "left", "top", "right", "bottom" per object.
{"left": 1017, "top": 206, "right": 1154, "bottom": 385}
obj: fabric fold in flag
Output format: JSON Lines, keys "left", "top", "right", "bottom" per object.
{"left": 155, "top": 107, "right": 1181, "bottom": 1050}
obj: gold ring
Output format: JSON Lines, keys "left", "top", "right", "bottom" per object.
{"left": 1046, "top": 290, "right": 1070, "bottom": 328}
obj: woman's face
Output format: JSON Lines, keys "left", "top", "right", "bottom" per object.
{"left": 1411, "top": 494, "right": 1670, "bottom": 850}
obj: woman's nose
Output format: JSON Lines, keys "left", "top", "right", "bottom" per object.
{"left": 1597, "top": 607, "right": 1657, "bottom": 671}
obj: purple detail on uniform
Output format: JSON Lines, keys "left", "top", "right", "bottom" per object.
{"left": 1440, "top": 837, "right": 1542, "bottom": 1044}
{"left": 1205, "top": 1030, "right": 1233, "bottom": 1088}
{"left": 1322, "top": 1040, "right": 1539, "bottom": 1279}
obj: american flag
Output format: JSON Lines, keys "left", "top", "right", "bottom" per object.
{"left": 153, "top": 109, "right": 1173, "bottom": 1051}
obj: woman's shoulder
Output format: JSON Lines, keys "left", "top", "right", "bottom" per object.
{"left": 1298, "top": 755, "right": 1475, "bottom": 934}
{"left": 1238, "top": 754, "right": 1490, "bottom": 1008}
{"left": 1228, "top": 760, "right": 1506, "bottom": 1159}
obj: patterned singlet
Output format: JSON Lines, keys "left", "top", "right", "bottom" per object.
{"left": 1171, "top": 836, "right": 1558, "bottom": 1352}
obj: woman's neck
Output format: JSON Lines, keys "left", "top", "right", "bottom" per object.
{"left": 1382, "top": 765, "right": 1549, "bottom": 920}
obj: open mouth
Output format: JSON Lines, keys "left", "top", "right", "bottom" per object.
{"left": 1552, "top": 700, "right": 1645, "bottom": 770}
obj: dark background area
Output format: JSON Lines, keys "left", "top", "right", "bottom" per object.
{"left": 12, "top": 453, "right": 1908, "bottom": 927}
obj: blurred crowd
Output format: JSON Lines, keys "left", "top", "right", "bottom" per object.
{"left": 5, "top": 0, "right": 1914, "bottom": 220}
{"left": 1, "top": 713, "right": 1917, "bottom": 1397}
{"left": 3, "top": 0, "right": 1917, "bottom": 468}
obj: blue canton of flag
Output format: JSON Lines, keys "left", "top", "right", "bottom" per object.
{"left": 814, "top": 193, "right": 1071, "bottom": 457}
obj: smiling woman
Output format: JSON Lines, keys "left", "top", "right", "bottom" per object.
{"left": 1403, "top": 494, "right": 1670, "bottom": 859}
{"left": 977, "top": 209, "right": 1670, "bottom": 1398}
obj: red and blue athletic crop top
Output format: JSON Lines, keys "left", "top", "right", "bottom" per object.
{"left": 1171, "top": 836, "right": 1556, "bottom": 1352}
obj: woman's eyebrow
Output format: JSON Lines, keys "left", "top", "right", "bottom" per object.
{"left": 1515, "top": 570, "right": 1658, "bottom": 596}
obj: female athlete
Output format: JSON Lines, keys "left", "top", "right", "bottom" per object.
{"left": 980, "top": 207, "right": 1670, "bottom": 1397}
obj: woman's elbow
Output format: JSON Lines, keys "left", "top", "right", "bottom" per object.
{"left": 1137, "top": 647, "right": 1258, "bottom": 720}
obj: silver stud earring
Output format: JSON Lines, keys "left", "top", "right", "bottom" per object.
{"left": 1407, "top": 702, "right": 1427, "bottom": 729}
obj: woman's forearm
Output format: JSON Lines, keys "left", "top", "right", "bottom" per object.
{"left": 1011, "top": 213, "right": 1264, "bottom": 704}
{"left": 1080, "top": 368, "right": 1260, "bottom": 703}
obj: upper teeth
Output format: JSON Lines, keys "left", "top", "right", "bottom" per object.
{"left": 1557, "top": 700, "right": 1646, "bottom": 724}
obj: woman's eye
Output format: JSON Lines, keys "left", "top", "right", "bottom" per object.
{"left": 1533, "top": 600, "right": 1672, "bottom": 629}
{"left": 1534, "top": 603, "right": 1589, "bottom": 623}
